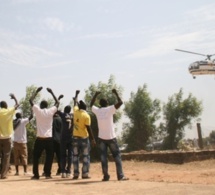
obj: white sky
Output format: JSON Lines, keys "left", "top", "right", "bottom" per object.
{"left": 1, "top": 0, "right": 215, "bottom": 139}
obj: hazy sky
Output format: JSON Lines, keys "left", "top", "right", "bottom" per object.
{"left": 1, "top": 0, "right": 215, "bottom": 139}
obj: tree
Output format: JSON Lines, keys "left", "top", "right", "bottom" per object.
{"left": 84, "top": 75, "right": 123, "bottom": 160}
{"left": 122, "top": 84, "right": 161, "bottom": 151}
{"left": 161, "top": 88, "right": 202, "bottom": 150}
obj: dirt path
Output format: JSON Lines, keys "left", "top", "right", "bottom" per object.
{"left": 1, "top": 160, "right": 215, "bottom": 195}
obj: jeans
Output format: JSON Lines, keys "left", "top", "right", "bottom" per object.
{"left": 98, "top": 138, "right": 124, "bottom": 180}
{"left": 60, "top": 140, "right": 72, "bottom": 174}
{"left": 72, "top": 137, "right": 90, "bottom": 177}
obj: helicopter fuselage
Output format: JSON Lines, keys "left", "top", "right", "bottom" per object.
{"left": 189, "top": 60, "right": 215, "bottom": 75}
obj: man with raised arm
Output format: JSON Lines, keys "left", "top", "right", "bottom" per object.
{"left": 0, "top": 93, "right": 19, "bottom": 179}
{"left": 29, "top": 87, "right": 59, "bottom": 180}
{"left": 57, "top": 104, "right": 73, "bottom": 178}
{"left": 13, "top": 111, "right": 33, "bottom": 176}
{"left": 72, "top": 90, "right": 96, "bottom": 180}
{"left": 90, "top": 89, "right": 128, "bottom": 181}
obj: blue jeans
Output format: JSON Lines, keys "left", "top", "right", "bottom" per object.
{"left": 72, "top": 137, "right": 90, "bottom": 177}
{"left": 98, "top": 138, "right": 124, "bottom": 180}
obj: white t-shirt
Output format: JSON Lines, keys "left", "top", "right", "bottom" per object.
{"left": 13, "top": 118, "right": 29, "bottom": 143}
{"left": 33, "top": 105, "right": 57, "bottom": 138}
{"left": 92, "top": 105, "right": 116, "bottom": 140}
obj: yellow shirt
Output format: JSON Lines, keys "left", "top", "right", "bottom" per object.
{"left": 73, "top": 106, "right": 91, "bottom": 138}
{"left": 0, "top": 107, "right": 15, "bottom": 138}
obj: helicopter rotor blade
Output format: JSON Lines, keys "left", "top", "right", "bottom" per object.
{"left": 175, "top": 49, "right": 207, "bottom": 57}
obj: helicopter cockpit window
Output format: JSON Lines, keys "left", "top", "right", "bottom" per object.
{"left": 189, "top": 62, "right": 199, "bottom": 69}
{"left": 199, "top": 61, "right": 207, "bottom": 65}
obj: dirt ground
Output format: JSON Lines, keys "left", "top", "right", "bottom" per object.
{"left": 1, "top": 159, "right": 215, "bottom": 195}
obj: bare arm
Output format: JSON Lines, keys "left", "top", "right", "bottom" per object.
{"left": 29, "top": 86, "right": 43, "bottom": 107}
{"left": 9, "top": 93, "right": 19, "bottom": 110}
{"left": 73, "top": 90, "right": 80, "bottom": 107}
{"left": 47, "top": 88, "right": 59, "bottom": 108}
{"left": 90, "top": 91, "right": 101, "bottom": 107}
{"left": 86, "top": 125, "right": 96, "bottom": 147}
{"left": 28, "top": 111, "right": 33, "bottom": 121}
{"left": 112, "top": 89, "right": 123, "bottom": 109}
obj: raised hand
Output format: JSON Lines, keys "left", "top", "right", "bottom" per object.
{"left": 112, "top": 89, "right": 117, "bottom": 94}
{"left": 95, "top": 91, "right": 101, "bottom": 95}
{"left": 36, "top": 86, "right": 43, "bottom": 93}
{"left": 58, "top": 94, "right": 64, "bottom": 100}
{"left": 46, "top": 88, "right": 53, "bottom": 93}
{"left": 75, "top": 90, "right": 80, "bottom": 95}
{"left": 9, "top": 93, "right": 15, "bottom": 99}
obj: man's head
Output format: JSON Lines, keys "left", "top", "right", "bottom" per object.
{"left": 64, "top": 105, "right": 71, "bottom": 113}
{"left": 15, "top": 112, "right": 22, "bottom": 119}
{"left": 40, "top": 100, "right": 48, "bottom": 109}
{"left": 99, "top": 98, "right": 108, "bottom": 107}
{"left": 0, "top": 101, "right": 8, "bottom": 109}
{"left": 78, "top": 100, "right": 86, "bottom": 110}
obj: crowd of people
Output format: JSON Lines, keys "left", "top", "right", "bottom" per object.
{"left": 0, "top": 87, "right": 128, "bottom": 181}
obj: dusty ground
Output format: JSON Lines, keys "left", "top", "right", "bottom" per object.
{"left": 1, "top": 159, "right": 215, "bottom": 195}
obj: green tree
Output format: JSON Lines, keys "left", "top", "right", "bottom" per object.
{"left": 84, "top": 75, "right": 123, "bottom": 160}
{"left": 161, "top": 88, "right": 202, "bottom": 150}
{"left": 122, "top": 84, "right": 161, "bottom": 151}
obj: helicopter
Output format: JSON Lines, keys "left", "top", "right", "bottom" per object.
{"left": 175, "top": 49, "right": 215, "bottom": 79}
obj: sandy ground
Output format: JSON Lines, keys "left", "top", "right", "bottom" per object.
{"left": 1, "top": 159, "right": 215, "bottom": 195}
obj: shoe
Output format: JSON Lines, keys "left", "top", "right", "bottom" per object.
{"left": 1, "top": 176, "right": 7, "bottom": 179}
{"left": 72, "top": 175, "right": 79, "bottom": 180}
{"left": 14, "top": 172, "right": 19, "bottom": 176}
{"left": 118, "top": 176, "right": 129, "bottom": 181}
{"left": 31, "top": 176, "right": 39, "bottom": 180}
{"left": 66, "top": 173, "right": 71, "bottom": 178}
{"left": 102, "top": 175, "right": 110, "bottom": 181}
{"left": 82, "top": 175, "right": 91, "bottom": 179}
{"left": 61, "top": 173, "right": 66, "bottom": 178}
{"left": 45, "top": 176, "right": 52, "bottom": 179}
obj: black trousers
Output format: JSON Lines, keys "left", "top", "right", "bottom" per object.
{"left": 53, "top": 141, "right": 61, "bottom": 173}
{"left": 33, "top": 138, "right": 54, "bottom": 177}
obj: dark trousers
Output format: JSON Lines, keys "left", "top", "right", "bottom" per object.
{"left": 0, "top": 138, "right": 11, "bottom": 179}
{"left": 33, "top": 138, "right": 54, "bottom": 177}
{"left": 60, "top": 140, "right": 72, "bottom": 174}
{"left": 53, "top": 141, "right": 61, "bottom": 173}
